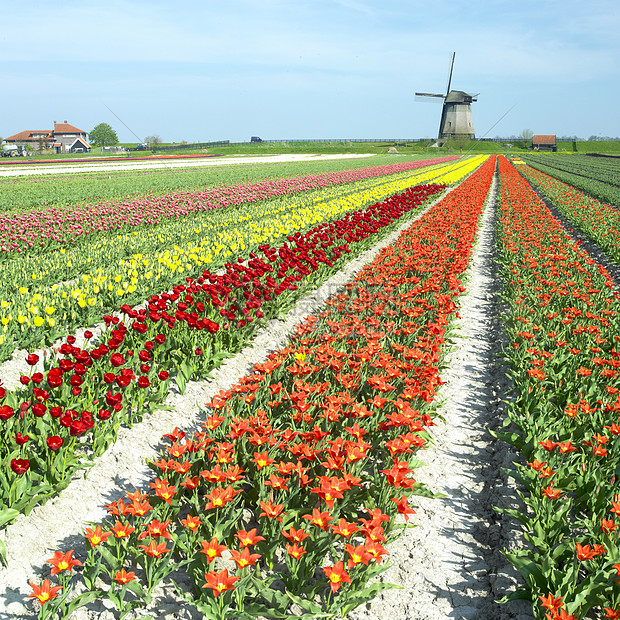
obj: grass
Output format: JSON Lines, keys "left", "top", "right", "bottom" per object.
{"left": 152, "top": 140, "right": 505, "bottom": 156}
{"left": 6, "top": 140, "right": 620, "bottom": 162}
{"left": 567, "top": 141, "right": 620, "bottom": 154}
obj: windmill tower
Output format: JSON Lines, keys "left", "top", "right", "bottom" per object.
{"left": 416, "top": 53, "right": 477, "bottom": 143}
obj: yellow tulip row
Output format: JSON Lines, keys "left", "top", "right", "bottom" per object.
{"left": 0, "top": 156, "right": 486, "bottom": 356}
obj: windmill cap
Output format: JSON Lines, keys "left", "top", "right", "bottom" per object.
{"left": 445, "top": 90, "right": 477, "bottom": 103}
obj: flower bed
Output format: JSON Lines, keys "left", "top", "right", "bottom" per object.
{"left": 0, "top": 157, "right": 460, "bottom": 255}
{"left": 1, "top": 181, "right": 451, "bottom": 543}
{"left": 524, "top": 154, "right": 620, "bottom": 206}
{"left": 519, "top": 163, "right": 620, "bottom": 261}
{"left": 495, "top": 156, "right": 620, "bottom": 619}
{"left": 0, "top": 157, "right": 482, "bottom": 362}
{"left": 24, "top": 157, "right": 496, "bottom": 618}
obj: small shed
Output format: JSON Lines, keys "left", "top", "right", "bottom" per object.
{"left": 532, "top": 135, "right": 557, "bottom": 152}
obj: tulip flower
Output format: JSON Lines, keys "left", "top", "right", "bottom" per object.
{"left": 322, "top": 561, "right": 351, "bottom": 593}
{"left": 202, "top": 569, "right": 239, "bottom": 597}
{"left": 46, "top": 550, "right": 82, "bottom": 576}
{"left": 29, "top": 579, "right": 62, "bottom": 605}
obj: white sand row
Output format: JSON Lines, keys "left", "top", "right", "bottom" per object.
{"left": 348, "top": 167, "right": 531, "bottom": 620}
{"left": 0, "top": 153, "right": 375, "bottom": 177}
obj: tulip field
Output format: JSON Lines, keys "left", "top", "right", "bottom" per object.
{"left": 3, "top": 151, "right": 620, "bottom": 619}
{"left": 0, "top": 156, "right": 468, "bottom": 361}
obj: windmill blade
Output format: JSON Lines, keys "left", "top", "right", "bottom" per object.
{"left": 445, "top": 52, "right": 455, "bottom": 97}
{"left": 415, "top": 92, "right": 445, "bottom": 102}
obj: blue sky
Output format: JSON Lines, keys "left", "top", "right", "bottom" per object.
{"left": 1, "top": 0, "right": 619, "bottom": 143}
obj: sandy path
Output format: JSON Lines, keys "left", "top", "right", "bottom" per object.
{"left": 0, "top": 154, "right": 375, "bottom": 177}
{"left": 348, "top": 166, "right": 532, "bottom": 620}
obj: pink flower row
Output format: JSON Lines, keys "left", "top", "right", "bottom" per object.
{"left": 0, "top": 157, "right": 458, "bottom": 253}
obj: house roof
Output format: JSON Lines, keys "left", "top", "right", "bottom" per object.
{"left": 445, "top": 90, "right": 477, "bottom": 103}
{"left": 54, "top": 122, "right": 86, "bottom": 134}
{"left": 70, "top": 137, "right": 91, "bottom": 149}
{"left": 532, "top": 135, "right": 556, "bottom": 144}
{"left": 5, "top": 130, "right": 52, "bottom": 142}
{"left": 5, "top": 121, "right": 87, "bottom": 144}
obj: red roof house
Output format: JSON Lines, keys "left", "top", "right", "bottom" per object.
{"left": 532, "top": 135, "right": 557, "bottom": 152}
{"left": 5, "top": 121, "right": 90, "bottom": 153}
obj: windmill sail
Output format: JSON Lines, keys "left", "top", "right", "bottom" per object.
{"left": 445, "top": 52, "right": 455, "bottom": 97}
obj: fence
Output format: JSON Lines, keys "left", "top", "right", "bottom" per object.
{"left": 101, "top": 146, "right": 129, "bottom": 153}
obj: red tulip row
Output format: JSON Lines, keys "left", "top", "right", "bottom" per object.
{"left": 495, "top": 156, "right": 620, "bottom": 619}
{"left": 0, "top": 182, "right": 448, "bottom": 535}
{"left": 23, "top": 156, "right": 496, "bottom": 619}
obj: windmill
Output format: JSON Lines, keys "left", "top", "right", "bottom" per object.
{"left": 416, "top": 53, "right": 477, "bottom": 143}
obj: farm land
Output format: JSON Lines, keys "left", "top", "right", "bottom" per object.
{"left": 1, "top": 150, "right": 620, "bottom": 619}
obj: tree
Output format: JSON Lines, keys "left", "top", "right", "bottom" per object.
{"left": 145, "top": 135, "right": 162, "bottom": 146}
{"left": 89, "top": 123, "right": 119, "bottom": 147}
{"left": 37, "top": 136, "right": 52, "bottom": 152}
{"left": 518, "top": 128, "right": 534, "bottom": 146}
